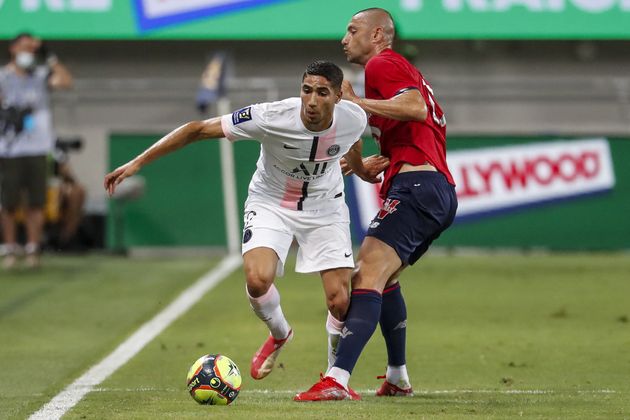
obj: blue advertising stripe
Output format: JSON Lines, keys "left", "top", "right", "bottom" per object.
{"left": 454, "top": 188, "right": 614, "bottom": 225}
{"left": 344, "top": 176, "right": 366, "bottom": 245}
{"left": 133, "top": 0, "right": 296, "bottom": 31}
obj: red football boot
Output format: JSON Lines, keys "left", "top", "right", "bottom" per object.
{"left": 375, "top": 375, "right": 414, "bottom": 396}
{"left": 250, "top": 329, "right": 293, "bottom": 380}
{"left": 294, "top": 374, "right": 361, "bottom": 401}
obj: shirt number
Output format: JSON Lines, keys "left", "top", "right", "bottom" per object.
{"left": 422, "top": 80, "right": 446, "bottom": 127}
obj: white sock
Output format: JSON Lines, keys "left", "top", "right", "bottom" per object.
{"left": 386, "top": 365, "right": 411, "bottom": 388}
{"left": 3, "top": 243, "right": 18, "bottom": 255}
{"left": 326, "top": 312, "right": 344, "bottom": 372}
{"left": 326, "top": 367, "right": 351, "bottom": 390}
{"left": 25, "top": 242, "right": 39, "bottom": 255}
{"left": 247, "top": 284, "right": 291, "bottom": 340}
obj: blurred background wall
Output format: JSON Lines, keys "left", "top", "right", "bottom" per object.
{"left": 1, "top": 1, "right": 628, "bottom": 250}
{"left": 2, "top": 39, "right": 625, "bottom": 215}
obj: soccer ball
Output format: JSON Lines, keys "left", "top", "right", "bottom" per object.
{"left": 186, "top": 354, "right": 242, "bottom": 405}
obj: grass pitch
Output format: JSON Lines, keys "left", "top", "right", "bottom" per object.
{"left": 1, "top": 253, "right": 629, "bottom": 419}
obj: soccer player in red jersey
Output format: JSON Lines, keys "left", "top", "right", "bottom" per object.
{"left": 296, "top": 8, "right": 458, "bottom": 401}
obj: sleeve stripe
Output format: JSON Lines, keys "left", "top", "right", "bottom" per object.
{"left": 394, "top": 86, "right": 420, "bottom": 96}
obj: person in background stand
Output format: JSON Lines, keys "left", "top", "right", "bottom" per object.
{"left": 0, "top": 32, "right": 73, "bottom": 269}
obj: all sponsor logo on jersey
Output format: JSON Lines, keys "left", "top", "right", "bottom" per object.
{"left": 232, "top": 106, "right": 252, "bottom": 125}
{"left": 273, "top": 161, "right": 329, "bottom": 180}
{"left": 377, "top": 198, "right": 401, "bottom": 220}
{"left": 327, "top": 144, "right": 340, "bottom": 156}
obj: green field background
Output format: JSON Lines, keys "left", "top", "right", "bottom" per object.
{"left": 1, "top": 254, "right": 629, "bottom": 419}
{"left": 1, "top": 0, "right": 629, "bottom": 40}
{"left": 107, "top": 135, "right": 630, "bottom": 251}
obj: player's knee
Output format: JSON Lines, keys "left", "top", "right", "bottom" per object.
{"left": 245, "top": 277, "right": 271, "bottom": 298}
{"left": 351, "top": 264, "right": 382, "bottom": 292}
{"left": 326, "top": 288, "right": 349, "bottom": 319}
{"left": 244, "top": 266, "right": 274, "bottom": 298}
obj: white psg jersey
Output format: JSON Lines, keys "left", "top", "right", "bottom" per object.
{"left": 221, "top": 97, "right": 367, "bottom": 211}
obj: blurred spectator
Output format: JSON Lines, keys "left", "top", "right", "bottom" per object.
{"left": 196, "top": 51, "right": 230, "bottom": 114}
{"left": 49, "top": 139, "right": 86, "bottom": 250}
{"left": 0, "top": 33, "right": 73, "bottom": 269}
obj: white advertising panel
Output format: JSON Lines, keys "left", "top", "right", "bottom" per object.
{"left": 349, "top": 139, "right": 615, "bottom": 232}
{"left": 449, "top": 139, "right": 615, "bottom": 218}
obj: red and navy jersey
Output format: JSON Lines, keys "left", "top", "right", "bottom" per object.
{"left": 364, "top": 48, "right": 455, "bottom": 197}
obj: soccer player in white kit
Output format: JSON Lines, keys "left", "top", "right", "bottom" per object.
{"left": 104, "top": 61, "right": 389, "bottom": 384}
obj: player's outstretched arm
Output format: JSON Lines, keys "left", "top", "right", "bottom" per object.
{"left": 342, "top": 140, "right": 389, "bottom": 183}
{"left": 342, "top": 80, "right": 426, "bottom": 122}
{"left": 104, "top": 117, "right": 224, "bottom": 196}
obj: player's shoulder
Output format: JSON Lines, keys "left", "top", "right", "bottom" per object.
{"left": 233, "top": 98, "right": 298, "bottom": 130}
{"left": 252, "top": 97, "right": 299, "bottom": 121}
{"left": 336, "top": 100, "right": 367, "bottom": 136}
{"left": 367, "top": 49, "right": 408, "bottom": 70}
{"left": 259, "top": 97, "right": 300, "bottom": 114}
{"left": 337, "top": 100, "right": 367, "bottom": 122}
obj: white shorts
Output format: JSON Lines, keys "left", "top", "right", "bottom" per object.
{"left": 241, "top": 200, "right": 354, "bottom": 277}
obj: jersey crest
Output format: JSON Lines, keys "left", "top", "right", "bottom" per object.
{"left": 327, "top": 144, "right": 340, "bottom": 156}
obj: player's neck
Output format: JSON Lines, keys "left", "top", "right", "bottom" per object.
{"left": 375, "top": 43, "right": 392, "bottom": 56}
{"left": 363, "top": 44, "right": 391, "bottom": 65}
{"left": 301, "top": 116, "right": 333, "bottom": 133}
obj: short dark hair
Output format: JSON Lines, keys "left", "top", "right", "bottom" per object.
{"left": 355, "top": 7, "right": 394, "bottom": 22}
{"left": 302, "top": 60, "right": 344, "bottom": 91}
{"left": 354, "top": 7, "right": 397, "bottom": 40}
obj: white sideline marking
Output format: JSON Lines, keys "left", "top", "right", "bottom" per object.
{"left": 245, "top": 388, "right": 619, "bottom": 395}
{"left": 29, "top": 254, "right": 242, "bottom": 420}
{"left": 90, "top": 387, "right": 620, "bottom": 395}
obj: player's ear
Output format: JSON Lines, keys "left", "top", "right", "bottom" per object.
{"left": 372, "top": 27, "right": 382, "bottom": 44}
{"left": 335, "top": 88, "right": 342, "bottom": 103}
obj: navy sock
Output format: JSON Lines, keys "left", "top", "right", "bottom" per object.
{"left": 380, "top": 283, "right": 407, "bottom": 366}
{"left": 333, "top": 289, "right": 382, "bottom": 374}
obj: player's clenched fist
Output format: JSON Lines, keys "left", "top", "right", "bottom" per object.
{"left": 341, "top": 79, "right": 358, "bottom": 103}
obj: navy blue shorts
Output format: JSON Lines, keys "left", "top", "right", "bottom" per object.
{"left": 366, "top": 171, "right": 458, "bottom": 266}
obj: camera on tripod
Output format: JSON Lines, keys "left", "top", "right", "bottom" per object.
{"left": 55, "top": 137, "right": 83, "bottom": 153}
{"left": 0, "top": 105, "right": 33, "bottom": 136}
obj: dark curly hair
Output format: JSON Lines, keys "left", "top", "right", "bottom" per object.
{"left": 302, "top": 60, "right": 344, "bottom": 91}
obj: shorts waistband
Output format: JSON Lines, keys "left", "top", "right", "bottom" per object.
{"left": 391, "top": 170, "right": 448, "bottom": 184}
